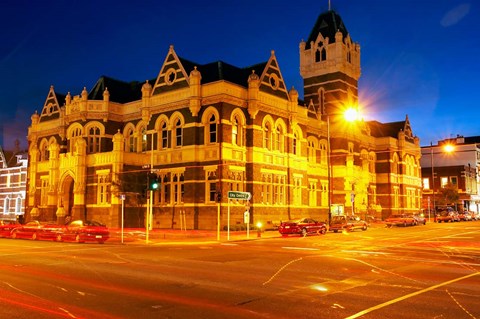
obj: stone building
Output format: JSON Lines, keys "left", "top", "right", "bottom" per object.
{"left": 0, "top": 144, "right": 27, "bottom": 221}
{"left": 25, "top": 9, "right": 422, "bottom": 229}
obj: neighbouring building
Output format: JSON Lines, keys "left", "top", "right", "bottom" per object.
{"left": 0, "top": 144, "right": 28, "bottom": 221}
{"left": 421, "top": 135, "right": 480, "bottom": 213}
{"left": 25, "top": 8, "right": 422, "bottom": 229}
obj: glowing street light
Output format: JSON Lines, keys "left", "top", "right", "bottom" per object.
{"left": 430, "top": 142, "right": 455, "bottom": 221}
{"left": 344, "top": 107, "right": 359, "bottom": 122}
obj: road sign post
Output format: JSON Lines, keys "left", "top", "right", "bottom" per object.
{"left": 226, "top": 191, "right": 252, "bottom": 240}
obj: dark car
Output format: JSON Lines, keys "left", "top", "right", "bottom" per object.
{"left": 278, "top": 218, "right": 327, "bottom": 237}
{"left": 385, "top": 214, "right": 417, "bottom": 227}
{"left": 0, "top": 220, "right": 21, "bottom": 238}
{"left": 329, "top": 215, "right": 368, "bottom": 232}
{"left": 10, "top": 220, "right": 62, "bottom": 240}
{"left": 57, "top": 220, "right": 109, "bottom": 243}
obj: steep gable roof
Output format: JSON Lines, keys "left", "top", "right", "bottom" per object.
{"left": 39, "top": 86, "right": 65, "bottom": 123}
{"left": 258, "top": 51, "right": 289, "bottom": 100}
{"left": 152, "top": 45, "right": 191, "bottom": 96}
{"left": 306, "top": 10, "right": 349, "bottom": 49}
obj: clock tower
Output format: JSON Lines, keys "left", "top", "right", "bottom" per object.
{"left": 300, "top": 9, "right": 361, "bottom": 120}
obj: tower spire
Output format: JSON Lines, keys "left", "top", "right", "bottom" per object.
{"left": 328, "top": 0, "right": 331, "bottom": 11}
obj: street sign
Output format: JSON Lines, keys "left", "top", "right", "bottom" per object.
{"left": 227, "top": 191, "right": 251, "bottom": 200}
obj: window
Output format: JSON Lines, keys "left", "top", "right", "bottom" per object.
{"left": 263, "top": 122, "right": 272, "bottom": 150}
{"left": 69, "top": 127, "right": 82, "bottom": 154}
{"left": 208, "top": 114, "right": 217, "bottom": 143}
{"left": 423, "top": 178, "right": 430, "bottom": 189}
{"left": 173, "top": 118, "right": 183, "bottom": 147}
{"left": 309, "top": 180, "right": 317, "bottom": 206}
{"left": 87, "top": 126, "right": 101, "bottom": 153}
{"left": 275, "top": 126, "right": 284, "bottom": 152}
{"left": 3, "top": 197, "right": 9, "bottom": 214}
{"left": 393, "top": 187, "right": 399, "bottom": 208}
{"left": 261, "top": 174, "right": 272, "bottom": 204}
{"left": 40, "top": 140, "right": 49, "bottom": 161}
{"left": 308, "top": 140, "right": 316, "bottom": 164}
{"left": 159, "top": 122, "right": 168, "bottom": 149}
{"left": 315, "top": 42, "right": 326, "bottom": 62}
{"left": 172, "top": 173, "right": 184, "bottom": 204}
{"left": 15, "top": 197, "right": 22, "bottom": 214}
{"left": 161, "top": 174, "right": 170, "bottom": 205}
{"left": 126, "top": 128, "right": 136, "bottom": 152}
{"left": 450, "top": 176, "right": 458, "bottom": 185}
{"left": 232, "top": 114, "right": 245, "bottom": 147}
{"left": 141, "top": 127, "right": 147, "bottom": 152}
{"left": 440, "top": 177, "right": 448, "bottom": 188}
{"left": 293, "top": 177, "right": 302, "bottom": 205}
{"left": 207, "top": 171, "right": 217, "bottom": 203}
{"left": 97, "top": 174, "right": 109, "bottom": 205}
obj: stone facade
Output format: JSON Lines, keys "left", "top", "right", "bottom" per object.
{"left": 25, "top": 9, "right": 422, "bottom": 229}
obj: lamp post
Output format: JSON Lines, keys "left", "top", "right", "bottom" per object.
{"left": 430, "top": 141, "right": 435, "bottom": 222}
{"left": 327, "top": 115, "right": 332, "bottom": 224}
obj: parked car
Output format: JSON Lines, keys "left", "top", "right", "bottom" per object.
{"left": 471, "top": 211, "right": 480, "bottom": 221}
{"left": 57, "top": 220, "right": 109, "bottom": 243}
{"left": 0, "top": 220, "right": 21, "bottom": 238}
{"left": 10, "top": 220, "right": 62, "bottom": 240}
{"left": 436, "top": 210, "right": 459, "bottom": 223}
{"left": 385, "top": 214, "right": 417, "bottom": 227}
{"left": 329, "top": 215, "right": 368, "bottom": 232}
{"left": 458, "top": 211, "right": 473, "bottom": 221}
{"left": 407, "top": 213, "right": 427, "bottom": 225}
{"left": 278, "top": 218, "right": 327, "bottom": 237}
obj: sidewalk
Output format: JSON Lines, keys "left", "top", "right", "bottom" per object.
{"left": 107, "top": 228, "right": 280, "bottom": 245}
{"left": 108, "top": 221, "right": 385, "bottom": 245}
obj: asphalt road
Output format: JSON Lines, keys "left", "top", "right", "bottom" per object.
{"left": 1, "top": 221, "right": 479, "bottom": 319}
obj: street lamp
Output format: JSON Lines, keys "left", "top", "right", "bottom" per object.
{"left": 430, "top": 141, "right": 455, "bottom": 221}
{"left": 327, "top": 115, "right": 332, "bottom": 224}
{"left": 326, "top": 106, "right": 360, "bottom": 224}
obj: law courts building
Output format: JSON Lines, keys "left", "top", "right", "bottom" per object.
{"left": 25, "top": 9, "right": 422, "bottom": 229}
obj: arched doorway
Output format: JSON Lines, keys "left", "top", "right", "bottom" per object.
{"left": 61, "top": 175, "right": 75, "bottom": 218}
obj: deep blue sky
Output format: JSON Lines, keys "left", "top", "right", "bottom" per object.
{"left": 1, "top": 0, "right": 478, "bottom": 151}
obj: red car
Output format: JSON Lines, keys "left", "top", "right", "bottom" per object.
{"left": 385, "top": 214, "right": 417, "bottom": 227}
{"left": 10, "top": 220, "right": 62, "bottom": 240}
{"left": 0, "top": 220, "right": 21, "bottom": 238}
{"left": 57, "top": 220, "right": 109, "bottom": 243}
{"left": 278, "top": 218, "right": 327, "bottom": 237}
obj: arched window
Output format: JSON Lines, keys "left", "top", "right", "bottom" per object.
{"left": 160, "top": 121, "right": 168, "bottom": 149}
{"left": 274, "top": 126, "right": 281, "bottom": 151}
{"left": 40, "top": 139, "right": 49, "bottom": 161}
{"left": 293, "top": 131, "right": 300, "bottom": 156}
{"left": 126, "top": 128, "right": 136, "bottom": 152}
{"left": 173, "top": 118, "right": 183, "bottom": 147}
{"left": 263, "top": 122, "right": 272, "bottom": 150}
{"left": 140, "top": 126, "right": 147, "bottom": 152}
{"left": 208, "top": 114, "right": 217, "bottom": 144}
{"left": 87, "top": 126, "right": 101, "bottom": 153}
{"left": 315, "top": 42, "right": 327, "bottom": 62}
{"left": 69, "top": 127, "right": 83, "bottom": 154}
{"left": 231, "top": 112, "right": 245, "bottom": 147}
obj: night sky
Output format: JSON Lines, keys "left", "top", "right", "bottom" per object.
{"left": 1, "top": 0, "right": 478, "bottom": 151}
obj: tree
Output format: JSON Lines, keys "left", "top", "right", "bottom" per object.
{"left": 111, "top": 169, "right": 149, "bottom": 227}
{"left": 437, "top": 182, "right": 459, "bottom": 207}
